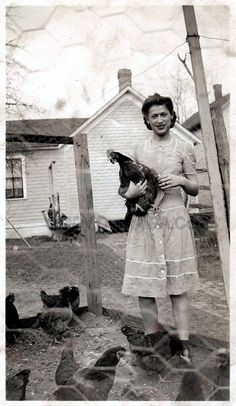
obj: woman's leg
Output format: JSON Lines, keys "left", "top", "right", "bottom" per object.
{"left": 138, "top": 297, "right": 159, "bottom": 334}
{"left": 170, "top": 292, "right": 189, "bottom": 340}
{"left": 170, "top": 292, "right": 192, "bottom": 363}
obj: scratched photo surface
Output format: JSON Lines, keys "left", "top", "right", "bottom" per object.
{"left": 5, "top": 4, "right": 230, "bottom": 402}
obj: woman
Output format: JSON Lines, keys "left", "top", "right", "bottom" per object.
{"left": 119, "top": 93, "right": 199, "bottom": 364}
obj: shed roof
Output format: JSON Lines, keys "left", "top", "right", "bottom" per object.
{"left": 6, "top": 118, "right": 88, "bottom": 147}
{"left": 182, "top": 93, "right": 230, "bottom": 131}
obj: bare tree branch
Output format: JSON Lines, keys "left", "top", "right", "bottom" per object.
{"left": 178, "top": 53, "right": 194, "bottom": 80}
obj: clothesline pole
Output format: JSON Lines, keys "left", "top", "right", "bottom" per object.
{"left": 183, "top": 5, "right": 229, "bottom": 306}
{"left": 73, "top": 132, "right": 103, "bottom": 315}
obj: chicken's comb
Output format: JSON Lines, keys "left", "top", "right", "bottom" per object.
{"left": 106, "top": 149, "right": 114, "bottom": 158}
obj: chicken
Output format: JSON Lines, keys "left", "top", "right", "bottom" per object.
{"left": 38, "top": 287, "right": 73, "bottom": 343}
{"left": 121, "top": 325, "right": 151, "bottom": 355}
{"left": 68, "top": 286, "right": 80, "bottom": 315}
{"left": 55, "top": 338, "right": 79, "bottom": 386}
{"left": 6, "top": 294, "right": 40, "bottom": 344}
{"left": 6, "top": 293, "right": 19, "bottom": 343}
{"left": 176, "top": 371, "right": 205, "bottom": 401}
{"left": 40, "top": 285, "right": 80, "bottom": 314}
{"left": 121, "top": 325, "right": 169, "bottom": 355}
{"left": 17, "top": 315, "right": 40, "bottom": 329}
{"left": 62, "top": 224, "right": 82, "bottom": 241}
{"left": 40, "top": 285, "right": 71, "bottom": 308}
{"left": 210, "top": 348, "right": 229, "bottom": 401}
{"left": 107, "top": 150, "right": 164, "bottom": 223}
{"left": 53, "top": 346, "right": 126, "bottom": 401}
{"left": 6, "top": 369, "right": 31, "bottom": 400}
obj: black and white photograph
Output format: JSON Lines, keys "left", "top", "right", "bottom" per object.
{"left": 4, "top": 1, "right": 233, "bottom": 402}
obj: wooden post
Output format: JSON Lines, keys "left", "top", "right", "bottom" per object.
{"left": 73, "top": 133, "right": 103, "bottom": 315}
{"left": 183, "top": 6, "right": 229, "bottom": 305}
{"left": 211, "top": 84, "right": 230, "bottom": 227}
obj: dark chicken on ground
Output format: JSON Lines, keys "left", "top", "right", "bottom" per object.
{"left": 176, "top": 371, "right": 205, "bottom": 401}
{"left": 40, "top": 286, "right": 71, "bottom": 308}
{"left": 55, "top": 338, "right": 79, "bottom": 386}
{"left": 6, "top": 369, "right": 31, "bottom": 400}
{"left": 210, "top": 348, "right": 229, "bottom": 401}
{"left": 38, "top": 286, "right": 73, "bottom": 343}
{"left": 6, "top": 293, "right": 40, "bottom": 343}
{"left": 53, "top": 344, "right": 126, "bottom": 400}
{"left": 107, "top": 150, "right": 163, "bottom": 224}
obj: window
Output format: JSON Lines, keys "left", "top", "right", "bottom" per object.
{"left": 6, "top": 157, "right": 26, "bottom": 199}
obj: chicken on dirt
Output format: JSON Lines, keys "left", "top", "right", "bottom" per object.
{"left": 53, "top": 346, "right": 126, "bottom": 400}
{"left": 6, "top": 369, "right": 31, "bottom": 400}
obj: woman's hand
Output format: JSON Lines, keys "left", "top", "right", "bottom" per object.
{"left": 158, "top": 173, "right": 199, "bottom": 196}
{"left": 158, "top": 174, "right": 184, "bottom": 190}
{"left": 124, "top": 179, "right": 147, "bottom": 199}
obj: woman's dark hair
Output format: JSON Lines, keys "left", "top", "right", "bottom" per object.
{"left": 141, "top": 93, "right": 177, "bottom": 130}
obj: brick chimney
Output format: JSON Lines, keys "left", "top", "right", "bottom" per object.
{"left": 117, "top": 69, "right": 132, "bottom": 92}
{"left": 213, "top": 84, "right": 223, "bottom": 101}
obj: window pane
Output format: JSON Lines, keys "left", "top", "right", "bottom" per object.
{"left": 6, "top": 158, "right": 22, "bottom": 177}
{"left": 6, "top": 158, "right": 24, "bottom": 199}
{"left": 14, "top": 159, "right": 23, "bottom": 177}
{"left": 14, "top": 188, "right": 24, "bottom": 198}
{"left": 6, "top": 189, "right": 14, "bottom": 198}
{"left": 13, "top": 178, "right": 23, "bottom": 197}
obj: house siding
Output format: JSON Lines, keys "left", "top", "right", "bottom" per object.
{"left": 6, "top": 148, "right": 70, "bottom": 238}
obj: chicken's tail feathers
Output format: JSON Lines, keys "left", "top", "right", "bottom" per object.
{"left": 18, "top": 315, "right": 40, "bottom": 329}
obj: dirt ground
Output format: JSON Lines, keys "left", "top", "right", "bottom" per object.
{"left": 6, "top": 231, "right": 229, "bottom": 401}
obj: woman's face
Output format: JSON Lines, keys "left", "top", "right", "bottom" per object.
{"left": 147, "top": 104, "right": 173, "bottom": 136}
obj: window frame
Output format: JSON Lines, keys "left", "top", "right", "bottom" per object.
{"left": 6, "top": 154, "right": 27, "bottom": 200}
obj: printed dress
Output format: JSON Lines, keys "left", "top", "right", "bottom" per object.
{"left": 122, "top": 134, "right": 199, "bottom": 298}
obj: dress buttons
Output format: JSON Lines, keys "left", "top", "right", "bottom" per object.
{"left": 161, "top": 269, "right": 165, "bottom": 274}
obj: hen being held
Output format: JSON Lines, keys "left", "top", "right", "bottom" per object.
{"left": 107, "top": 150, "right": 164, "bottom": 224}
{"left": 53, "top": 346, "right": 126, "bottom": 401}
{"left": 6, "top": 369, "right": 31, "bottom": 400}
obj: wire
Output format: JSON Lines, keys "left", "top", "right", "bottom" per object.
{"left": 84, "top": 40, "right": 187, "bottom": 111}
{"left": 131, "top": 41, "right": 187, "bottom": 80}
{"left": 200, "top": 34, "right": 229, "bottom": 42}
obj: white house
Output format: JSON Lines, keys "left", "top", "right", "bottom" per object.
{"left": 6, "top": 69, "right": 200, "bottom": 238}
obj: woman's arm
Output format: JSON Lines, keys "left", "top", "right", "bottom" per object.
{"left": 180, "top": 174, "right": 199, "bottom": 196}
{"left": 158, "top": 173, "right": 199, "bottom": 196}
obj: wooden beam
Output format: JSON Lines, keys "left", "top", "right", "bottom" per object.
{"left": 211, "top": 85, "right": 230, "bottom": 227}
{"left": 183, "top": 6, "right": 229, "bottom": 306}
{"left": 73, "top": 133, "right": 102, "bottom": 315}
{"left": 6, "top": 133, "right": 74, "bottom": 144}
